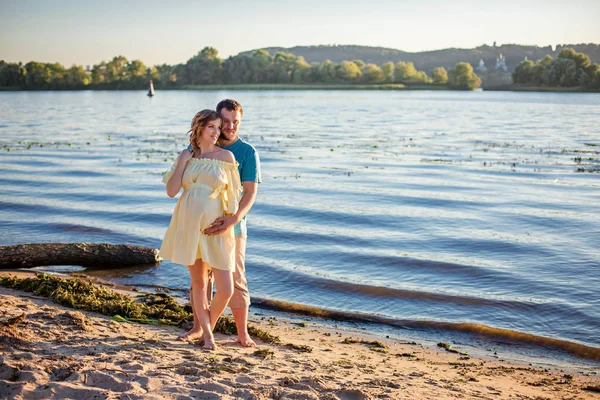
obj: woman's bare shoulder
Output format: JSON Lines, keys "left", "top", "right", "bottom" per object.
{"left": 214, "top": 148, "right": 236, "bottom": 163}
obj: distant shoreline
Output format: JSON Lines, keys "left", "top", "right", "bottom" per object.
{"left": 1, "top": 84, "right": 598, "bottom": 93}
{"left": 0, "top": 83, "right": 444, "bottom": 92}
{"left": 178, "top": 83, "right": 451, "bottom": 91}
{"left": 484, "top": 84, "right": 600, "bottom": 93}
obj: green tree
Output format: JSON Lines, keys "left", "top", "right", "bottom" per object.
{"left": 512, "top": 60, "right": 535, "bottom": 84}
{"left": 511, "top": 50, "right": 598, "bottom": 89}
{"left": 291, "top": 56, "right": 311, "bottom": 83}
{"left": 126, "top": 60, "right": 146, "bottom": 79}
{"left": 336, "top": 61, "right": 362, "bottom": 83}
{"left": 394, "top": 61, "right": 417, "bottom": 83}
{"left": 0, "top": 61, "right": 26, "bottom": 87}
{"left": 24, "top": 62, "right": 51, "bottom": 88}
{"left": 46, "top": 62, "right": 66, "bottom": 88}
{"left": 532, "top": 55, "right": 553, "bottom": 84}
{"left": 199, "top": 46, "right": 218, "bottom": 59}
{"left": 556, "top": 47, "right": 600, "bottom": 89}
{"left": 266, "top": 52, "right": 298, "bottom": 83}
{"left": 538, "top": 55, "right": 553, "bottom": 68}
{"left": 430, "top": 67, "right": 448, "bottom": 84}
{"left": 252, "top": 50, "right": 272, "bottom": 83}
{"left": 558, "top": 48, "right": 591, "bottom": 71}
{"left": 320, "top": 60, "right": 336, "bottom": 83}
{"left": 353, "top": 59, "right": 365, "bottom": 70}
{"left": 154, "top": 64, "right": 174, "bottom": 84}
{"left": 448, "top": 62, "right": 481, "bottom": 90}
{"left": 590, "top": 69, "right": 600, "bottom": 90}
{"left": 545, "top": 58, "right": 578, "bottom": 86}
{"left": 66, "top": 65, "right": 89, "bottom": 87}
{"left": 307, "top": 62, "right": 322, "bottom": 83}
{"left": 222, "top": 55, "right": 254, "bottom": 84}
{"left": 124, "top": 59, "right": 147, "bottom": 87}
{"left": 91, "top": 62, "right": 107, "bottom": 85}
{"left": 380, "top": 62, "right": 394, "bottom": 83}
{"left": 362, "top": 63, "right": 385, "bottom": 83}
{"left": 184, "top": 46, "right": 222, "bottom": 84}
{"left": 147, "top": 66, "right": 160, "bottom": 82}
{"left": 106, "top": 56, "right": 128, "bottom": 82}
{"left": 581, "top": 64, "right": 600, "bottom": 88}
{"left": 413, "top": 71, "right": 431, "bottom": 84}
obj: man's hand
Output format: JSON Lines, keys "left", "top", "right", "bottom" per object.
{"left": 178, "top": 149, "right": 193, "bottom": 165}
{"left": 204, "top": 215, "right": 237, "bottom": 235}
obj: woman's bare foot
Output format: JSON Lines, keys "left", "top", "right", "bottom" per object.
{"left": 177, "top": 328, "right": 203, "bottom": 342}
{"left": 237, "top": 332, "right": 256, "bottom": 347}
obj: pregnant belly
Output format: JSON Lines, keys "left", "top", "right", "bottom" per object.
{"left": 179, "top": 191, "right": 223, "bottom": 229}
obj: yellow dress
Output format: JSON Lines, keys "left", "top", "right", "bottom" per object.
{"left": 159, "top": 157, "right": 241, "bottom": 270}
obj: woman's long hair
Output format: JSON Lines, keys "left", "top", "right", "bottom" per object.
{"left": 189, "top": 109, "right": 220, "bottom": 154}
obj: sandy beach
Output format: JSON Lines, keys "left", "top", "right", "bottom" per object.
{"left": 1, "top": 274, "right": 599, "bottom": 400}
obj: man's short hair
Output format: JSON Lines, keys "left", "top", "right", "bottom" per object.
{"left": 216, "top": 99, "right": 243, "bottom": 117}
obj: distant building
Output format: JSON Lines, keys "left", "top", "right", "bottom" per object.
{"left": 495, "top": 53, "right": 508, "bottom": 72}
{"left": 85, "top": 65, "right": 92, "bottom": 75}
{"left": 476, "top": 59, "right": 487, "bottom": 73}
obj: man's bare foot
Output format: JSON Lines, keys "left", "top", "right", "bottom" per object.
{"left": 200, "top": 337, "right": 216, "bottom": 351}
{"left": 177, "top": 328, "right": 203, "bottom": 342}
{"left": 237, "top": 332, "right": 256, "bottom": 347}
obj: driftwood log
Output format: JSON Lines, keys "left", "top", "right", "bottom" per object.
{"left": 0, "top": 243, "right": 162, "bottom": 269}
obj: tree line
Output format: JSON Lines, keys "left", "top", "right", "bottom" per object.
{"left": 240, "top": 44, "right": 600, "bottom": 75}
{"left": 512, "top": 48, "right": 600, "bottom": 90}
{"left": 0, "top": 46, "right": 482, "bottom": 91}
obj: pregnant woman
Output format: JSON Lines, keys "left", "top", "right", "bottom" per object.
{"left": 160, "top": 109, "right": 241, "bottom": 350}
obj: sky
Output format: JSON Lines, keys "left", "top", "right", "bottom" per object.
{"left": 1, "top": 0, "right": 599, "bottom": 67}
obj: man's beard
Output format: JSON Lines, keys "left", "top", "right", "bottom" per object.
{"left": 219, "top": 130, "right": 236, "bottom": 141}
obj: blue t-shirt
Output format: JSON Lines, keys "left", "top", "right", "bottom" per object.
{"left": 187, "top": 137, "right": 260, "bottom": 236}
{"left": 222, "top": 137, "right": 261, "bottom": 236}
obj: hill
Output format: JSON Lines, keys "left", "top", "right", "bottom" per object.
{"left": 238, "top": 44, "right": 600, "bottom": 73}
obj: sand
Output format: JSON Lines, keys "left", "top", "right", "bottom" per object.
{"left": 1, "top": 282, "right": 599, "bottom": 399}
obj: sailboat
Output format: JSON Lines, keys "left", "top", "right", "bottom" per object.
{"left": 147, "top": 80, "right": 155, "bottom": 97}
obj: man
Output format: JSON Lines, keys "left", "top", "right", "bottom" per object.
{"left": 200, "top": 99, "right": 261, "bottom": 347}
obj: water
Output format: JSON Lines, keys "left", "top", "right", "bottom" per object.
{"left": 1, "top": 90, "right": 599, "bottom": 364}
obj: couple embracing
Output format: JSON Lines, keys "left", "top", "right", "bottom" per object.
{"left": 159, "top": 99, "right": 261, "bottom": 350}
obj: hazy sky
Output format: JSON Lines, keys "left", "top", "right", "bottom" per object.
{"left": 1, "top": 0, "right": 599, "bottom": 67}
